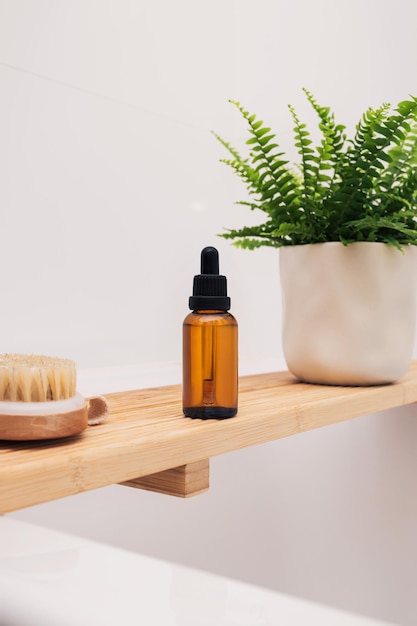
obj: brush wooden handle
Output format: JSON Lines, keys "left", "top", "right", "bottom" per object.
{"left": 0, "top": 403, "right": 88, "bottom": 440}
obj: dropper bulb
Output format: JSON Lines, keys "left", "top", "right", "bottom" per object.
{"left": 188, "top": 245, "right": 230, "bottom": 311}
{"left": 201, "top": 247, "right": 219, "bottom": 275}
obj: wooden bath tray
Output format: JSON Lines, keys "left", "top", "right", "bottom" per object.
{"left": 1, "top": 361, "right": 417, "bottom": 514}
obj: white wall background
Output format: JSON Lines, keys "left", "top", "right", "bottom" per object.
{"left": 3, "top": 1, "right": 417, "bottom": 624}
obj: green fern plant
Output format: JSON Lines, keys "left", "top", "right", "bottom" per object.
{"left": 214, "top": 90, "right": 417, "bottom": 249}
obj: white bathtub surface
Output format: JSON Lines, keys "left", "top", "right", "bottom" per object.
{"left": 0, "top": 517, "right": 398, "bottom": 626}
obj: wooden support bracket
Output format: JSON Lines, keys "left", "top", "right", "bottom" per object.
{"left": 120, "top": 459, "right": 210, "bottom": 498}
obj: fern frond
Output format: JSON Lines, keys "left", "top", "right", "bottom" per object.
{"left": 377, "top": 122, "right": 417, "bottom": 195}
{"left": 215, "top": 91, "right": 417, "bottom": 250}
{"left": 212, "top": 132, "right": 244, "bottom": 162}
{"left": 219, "top": 221, "right": 283, "bottom": 248}
{"left": 288, "top": 104, "right": 317, "bottom": 210}
{"left": 232, "top": 238, "right": 281, "bottom": 250}
{"left": 330, "top": 98, "right": 417, "bottom": 231}
{"left": 218, "top": 157, "right": 260, "bottom": 197}
{"left": 303, "top": 88, "right": 347, "bottom": 204}
{"left": 331, "top": 104, "right": 392, "bottom": 218}
{"left": 344, "top": 215, "right": 417, "bottom": 242}
{"left": 228, "top": 100, "right": 301, "bottom": 213}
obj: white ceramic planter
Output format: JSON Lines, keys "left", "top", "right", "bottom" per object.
{"left": 280, "top": 242, "right": 417, "bottom": 385}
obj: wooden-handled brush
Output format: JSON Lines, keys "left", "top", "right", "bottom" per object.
{"left": 0, "top": 354, "right": 88, "bottom": 440}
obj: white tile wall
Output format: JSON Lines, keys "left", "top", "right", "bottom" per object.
{"left": 2, "top": 0, "right": 417, "bottom": 367}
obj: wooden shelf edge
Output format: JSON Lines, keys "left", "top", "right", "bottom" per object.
{"left": 1, "top": 361, "right": 417, "bottom": 513}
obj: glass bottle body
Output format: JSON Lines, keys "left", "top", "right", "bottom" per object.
{"left": 182, "top": 310, "right": 238, "bottom": 419}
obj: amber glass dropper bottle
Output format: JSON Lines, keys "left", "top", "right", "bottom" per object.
{"left": 183, "top": 246, "right": 238, "bottom": 419}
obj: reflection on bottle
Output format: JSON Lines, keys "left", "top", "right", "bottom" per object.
{"left": 202, "top": 323, "right": 215, "bottom": 405}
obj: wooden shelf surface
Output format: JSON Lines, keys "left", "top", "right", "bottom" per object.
{"left": 1, "top": 362, "right": 417, "bottom": 513}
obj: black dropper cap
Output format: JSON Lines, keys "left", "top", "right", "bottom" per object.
{"left": 189, "top": 246, "right": 231, "bottom": 311}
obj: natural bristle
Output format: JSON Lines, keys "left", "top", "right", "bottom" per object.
{"left": 0, "top": 354, "right": 76, "bottom": 402}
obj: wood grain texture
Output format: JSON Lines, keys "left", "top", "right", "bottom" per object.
{"left": 1, "top": 361, "right": 417, "bottom": 513}
{"left": 121, "top": 459, "right": 209, "bottom": 498}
